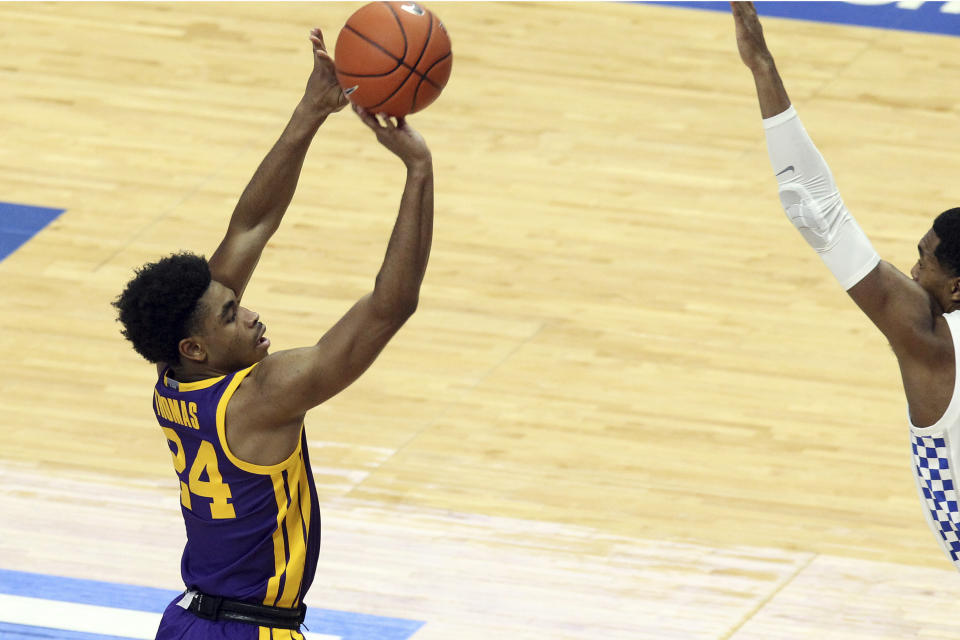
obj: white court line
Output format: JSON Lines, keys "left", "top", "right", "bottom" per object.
{"left": 0, "top": 594, "right": 339, "bottom": 640}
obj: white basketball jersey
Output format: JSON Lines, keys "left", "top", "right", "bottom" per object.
{"left": 910, "top": 309, "right": 960, "bottom": 570}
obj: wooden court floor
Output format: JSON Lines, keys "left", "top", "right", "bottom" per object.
{"left": 3, "top": 2, "right": 960, "bottom": 638}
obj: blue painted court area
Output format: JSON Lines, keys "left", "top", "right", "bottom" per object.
{"left": 0, "top": 201, "right": 65, "bottom": 261}
{"left": 0, "top": 623, "right": 134, "bottom": 640}
{"left": 0, "top": 569, "right": 425, "bottom": 640}
{"left": 645, "top": 1, "right": 960, "bottom": 38}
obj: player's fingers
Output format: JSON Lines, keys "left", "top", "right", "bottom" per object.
{"left": 354, "top": 104, "right": 382, "bottom": 130}
{"left": 378, "top": 113, "right": 396, "bottom": 130}
{"left": 311, "top": 27, "right": 328, "bottom": 52}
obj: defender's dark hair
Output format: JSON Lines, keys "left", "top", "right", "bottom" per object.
{"left": 933, "top": 208, "right": 960, "bottom": 278}
{"left": 113, "top": 252, "right": 211, "bottom": 364}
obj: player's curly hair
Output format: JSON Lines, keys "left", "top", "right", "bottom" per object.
{"left": 933, "top": 208, "right": 960, "bottom": 277}
{"left": 113, "top": 252, "right": 211, "bottom": 364}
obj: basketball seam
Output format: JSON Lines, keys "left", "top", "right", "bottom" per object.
{"left": 412, "top": 75, "right": 426, "bottom": 114}
{"left": 411, "top": 51, "right": 451, "bottom": 110}
{"left": 409, "top": 14, "right": 440, "bottom": 111}
{"left": 338, "top": 60, "right": 444, "bottom": 90}
{"left": 339, "top": 25, "right": 403, "bottom": 76}
{"left": 384, "top": 1, "right": 409, "bottom": 63}
{"left": 397, "top": 5, "right": 434, "bottom": 112}
{"left": 418, "top": 51, "right": 451, "bottom": 90}
{"left": 415, "top": 14, "right": 448, "bottom": 91}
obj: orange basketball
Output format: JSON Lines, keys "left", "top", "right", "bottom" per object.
{"left": 334, "top": 1, "right": 452, "bottom": 118}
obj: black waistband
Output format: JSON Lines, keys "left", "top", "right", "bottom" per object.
{"left": 186, "top": 590, "right": 306, "bottom": 630}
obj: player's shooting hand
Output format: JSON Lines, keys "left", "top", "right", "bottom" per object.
{"left": 305, "top": 27, "right": 348, "bottom": 116}
{"left": 732, "top": 2, "right": 774, "bottom": 71}
{"left": 354, "top": 105, "right": 432, "bottom": 170}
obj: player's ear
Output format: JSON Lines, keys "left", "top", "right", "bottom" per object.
{"left": 179, "top": 337, "right": 207, "bottom": 364}
{"left": 948, "top": 276, "right": 960, "bottom": 304}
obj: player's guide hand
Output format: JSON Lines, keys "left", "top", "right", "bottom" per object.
{"left": 306, "top": 27, "right": 349, "bottom": 116}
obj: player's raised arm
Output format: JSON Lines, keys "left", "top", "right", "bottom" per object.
{"left": 732, "top": 2, "right": 937, "bottom": 362}
{"left": 208, "top": 28, "right": 348, "bottom": 301}
{"left": 238, "top": 109, "right": 434, "bottom": 426}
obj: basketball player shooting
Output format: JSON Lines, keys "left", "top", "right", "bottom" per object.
{"left": 733, "top": 0, "right": 960, "bottom": 569}
{"left": 112, "top": 28, "right": 434, "bottom": 638}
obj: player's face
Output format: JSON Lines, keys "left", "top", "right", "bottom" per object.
{"left": 911, "top": 229, "right": 953, "bottom": 301}
{"left": 194, "top": 280, "right": 271, "bottom": 371}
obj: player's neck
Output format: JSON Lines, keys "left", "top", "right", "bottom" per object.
{"left": 169, "top": 361, "right": 227, "bottom": 383}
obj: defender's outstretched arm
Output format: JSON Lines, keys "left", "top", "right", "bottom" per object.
{"left": 732, "top": 2, "right": 935, "bottom": 364}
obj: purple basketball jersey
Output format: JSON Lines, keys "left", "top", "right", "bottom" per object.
{"left": 152, "top": 363, "right": 321, "bottom": 615}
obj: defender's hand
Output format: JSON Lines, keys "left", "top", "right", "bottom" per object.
{"left": 354, "top": 106, "right": 432, "bottom": 170}
{"left": 305, "top": 27, "right": 348, "bottom": 116}
{"left": 732, "top": 2, "right": 774, "bottom": 72}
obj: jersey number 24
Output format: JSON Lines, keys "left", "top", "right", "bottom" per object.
{"left": 162, "top": 427, "right": 236, "bottom": 519}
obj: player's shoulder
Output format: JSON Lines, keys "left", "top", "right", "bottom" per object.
{"left": 233, "top": 348, "right": 316, "bottom": 405}
{"left": 246, "top": 347, "right": 315, "bottom": 379}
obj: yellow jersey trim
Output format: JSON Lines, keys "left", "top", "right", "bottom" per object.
{"left": 264, "top": 472, "right": 289, "bottom": 607}
{"left": 163, "top": 368, "right": 226, "bottom": 392}
{"left": 277, "top": 450, "right": 307, "bottom": 608}
{"left": 259, "top": 627, "right": 300, "bottom": 639}
{"left": 215, "top": 363, "right": 302, "bottom": 475}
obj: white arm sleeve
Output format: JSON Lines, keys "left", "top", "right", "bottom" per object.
{"left": 763, "top": 106, "right": 880, "bottom": 290}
